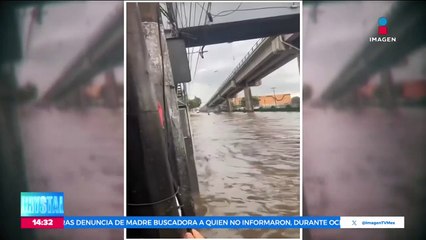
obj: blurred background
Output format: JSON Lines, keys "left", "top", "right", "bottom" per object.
{"left": 303, "top": 1, "right": 426, "bottom": 239}
{"left": 1, "top": 1, "right": 123, "bottom": 239}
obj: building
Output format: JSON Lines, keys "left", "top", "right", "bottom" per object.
{"left": 356, "top": 79, "right": 426, "bottom": 106}
{"left": 232, "top": 97, "right": 242, "bottom": 106}
{"left": 232, "top": 93, "right": 292, "bottom": 108}
{"left": 258, "top": 93, "right": 291, "bottom": 107}
{"left": 400, "top": 80, "right": 426, "bottom": 101}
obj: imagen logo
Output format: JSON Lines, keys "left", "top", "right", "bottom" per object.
{"left": 378, "top": 17, "right": 388, "bottom": 35}
{"left": 369, "top": 17, "right": 397, "bottom": 43}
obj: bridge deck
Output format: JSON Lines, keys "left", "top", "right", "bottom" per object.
{"left": 207, "top": 33, "right": 299, "bottom": 107}
{"left": 42, "top": 6, "right": 124, "bottom": 103}
{"left": 321, "top": 2, "right": 426, "bottom": 101}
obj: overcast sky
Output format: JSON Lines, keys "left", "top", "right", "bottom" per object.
{"left": 182, "top": 2, "right": 301, "bottom": 104}
{"left": 187, "top": 40, "right": 300, "bottom": 104}
{"left": 16, "top": 1, "right": 123, "bottom": 95}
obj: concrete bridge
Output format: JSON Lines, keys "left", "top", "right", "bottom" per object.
{"left": 206, "top": 33, "right": 299, "bottom": 111}
{"left": 41, "top": 5, "right": 123, "bottom": 106}
{"left": 321, "top": 2, "right": 426, "bottom": 104}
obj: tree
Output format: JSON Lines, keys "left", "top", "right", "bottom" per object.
{"left": 240, "top": 96, "right": 259, "bottom": 107}
{"left": 187, "top": 96, "right": 201, "bottom": 109}
{"left": 291, "top": 96, "right": 300, "bottom": 106}
{"left": 17, "top": 82, "right": 38, "bottom": 104}
{"left": 303, "top": 84, "right": 313, "bottom": 101}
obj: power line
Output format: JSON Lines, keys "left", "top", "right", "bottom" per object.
{"left": 188, "top": 3, "right": 192, "bottom": 27}
{"left": 213, "top": 5, "right": 297, "bottom": 17}
{"left": 193, "top": 2, "right": 197, "bottom": 27}
{"left": 197, "top": 2, "right": 205, "bottom": 26}
{"left": 196, "top": 2, "right": 209, "bottom": 14}
{"left": 159, "top": 5, "right": 173, "bottom": 26}
{"left": 192, "top": 46, "right": 203, "bottom": 82}
{"left": 205, "top": 2, "right": 212, "bottom": 24}
{"left": 175, "top": 3, "right": 183, "bottom": 29}
{"left": 181, "top": 3, "right": 188, "bottom": 28}
{"left": 212, "top": 3, "right": 243, "bottom": 17}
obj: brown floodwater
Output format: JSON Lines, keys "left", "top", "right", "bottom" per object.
{"left": 190, "top": 112, "right": 300, "bottom": 238}
{"left": 303, "top": 106, "right": 426, "bottom": 240}
{"left": 19, "top": 107, "right": 124, "bottom": 240}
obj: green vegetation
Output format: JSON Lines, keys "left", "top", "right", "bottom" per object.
{"left": 187, "top": 96, "right": 201, "bottom": 109}
{"left": 303, "top": 84, "right": 312, "bottom": 101}
{"left": 291, "top": 96, "right": 300, "bottom": 106}
{"left": 17, "top": 83, "right": 38, "bottom": 104}
{"left": 240, "top": 96, "right": 260, "bottom": 107}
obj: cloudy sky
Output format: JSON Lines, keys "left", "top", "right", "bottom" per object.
{"left": 181, "top": 2, "right": 301, "bottom": 104}
{"left": 303, "top": 1, "right": 426, "bottom": 98}
{"left": 16, "top": 1, "right": 123, "bottom": 95}
{"left": 187, "top": 40, "right": 300, "bottom": 104}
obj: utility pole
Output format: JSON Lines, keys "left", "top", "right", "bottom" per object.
{"left": 126, "top": 3, "right": 183, "bottom": 238}
{"left": 127, "top": 3, "right": 198, "bottom": 239}
{"left": 272, "top": 87, "right": 277, "bottom": 106}
{"left": 0, "top": 4, "right": 34, "bottom": 240}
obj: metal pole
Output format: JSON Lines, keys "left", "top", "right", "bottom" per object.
{"left": 297, "top": 55, "right": 300, "bottom": 73}
{"left": 0, "top": 5, "right": 33, "bottom": 239}
{"left": 272, "top": 87, "right": 277, "bottom": 106}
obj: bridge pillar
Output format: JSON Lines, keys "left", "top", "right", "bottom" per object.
{"left": 102, "top": 69, "right": 120, "bottom": 109}
{"left": 244, "top": 87, "right": 254, "bottom": 112}
{"left": 297, "top": 55, "right": 300, "bottom": 73}
{"left": 227, "top": 98, "right": 233, "bottom": 112}
{"left": 379, "top": 69, "right": 397, "bottom": 110}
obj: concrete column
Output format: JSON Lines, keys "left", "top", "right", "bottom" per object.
{"left": 103, "top": 69, "right": 120, "bottom": 109}
{"left": 227, "top": 98, "right": 233, "bottom": 112}
{"left": 297, "top": 55, "right": 300, "bottom": 73}
{"left": 127, "top": 3, "right": 183, "bottom": 238}
{"left": 77, "top": 86, "right": 88, "bottom": 109}
{"left": 0, "top": 65, "right": 34, "bottom": 240}
{"left": 244, "top": 87, "right": 254, "bottom": 112}
{"left": 379, "top": 69, "right": 396, "bottom": 110}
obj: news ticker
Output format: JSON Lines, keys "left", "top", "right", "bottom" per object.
{"left": 21, "top": 216, "right": 405, "bottom": 229}
{"left": 20, "top": 192, "right": 404, "bottom": 229}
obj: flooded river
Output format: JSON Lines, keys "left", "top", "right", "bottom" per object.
{"left": 190, "top": 112, "right": 300, "bottom": 238}
{"left": 303, "top": 107, "right": 426, "bottom": 240}
{"left": 18, "top": 106, "right": 424, "bottom": 239}
{"left": 19, "top": 107, "right": 124, "bottom": 240}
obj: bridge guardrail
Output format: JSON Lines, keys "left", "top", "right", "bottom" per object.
{"left": 209, "top": 37, "right": 270, "bottom": 105}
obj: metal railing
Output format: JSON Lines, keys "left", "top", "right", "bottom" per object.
{"left": 209, "top": 37, "right": 269, "bottom": 104}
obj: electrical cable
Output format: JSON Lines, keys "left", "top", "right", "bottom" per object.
{"left": 206, "top": 3, "right": 213, "bottom": 23}
{"left": 182, "top": 3, "right": 188, "bottom": 28}
{"left": 188, "top": 3, "right": 192, "bottom": 27}
{"left": 213, "top": 5, "right": 297, "bottom": 17}
{"left": 195, "top": 2, "right": 209, "bottom": 14}
{"left": 192, "top": 46, "right": 202, "bottom": 81}
{"left": 193, "top": 2, "right": 197, "bottom": 27}
{"left": 128, "top": 187, "right": 180, "bottom": 206}
{"left": 212, "top": 3, "right": 242, "bottom": 17}
{"left": 176, "top": 3, "right": 184, "bottom": 29}
{"left": 159, "top": 5, "right": 173, "bottom": 26}
{"left": 197, "top": 2, "right": 205, "bottom": 26}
